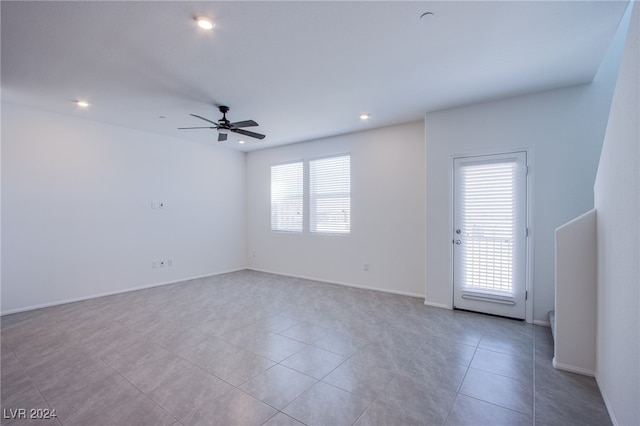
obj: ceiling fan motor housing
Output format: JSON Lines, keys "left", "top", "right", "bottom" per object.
{"left": 178, "top": 106, "right": 266, "bottom": 140}
{"left": 218, "top": 106, "right": 231, "bottom": 128}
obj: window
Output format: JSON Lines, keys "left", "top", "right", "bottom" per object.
{"left": 271, "top": 162, "right": 303, "bottom": 232}
{"left": 310, "top": 155, "right": 351, "bottom": 234}
{"left": 270, "top": 155, "right": 351, "bottom": 235}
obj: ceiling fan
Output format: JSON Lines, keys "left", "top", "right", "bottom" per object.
{"left": 178, "top": 105, "right": 265, "bottom": 141}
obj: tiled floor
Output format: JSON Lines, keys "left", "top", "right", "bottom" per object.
{"left": 1, "top": 270, "right": 611, "bottom": 426}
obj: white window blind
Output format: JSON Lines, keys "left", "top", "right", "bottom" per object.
{"left": 459, "top": 157, "right": 525, "bottom": 294}
{"left": 271, "top": 162, "right": 303, "bottom": 232}
{"left": 310, "top": 155, "right": 350, "bottom": 234}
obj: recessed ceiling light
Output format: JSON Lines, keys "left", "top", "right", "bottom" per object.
{"left": 196, "top": 16, "right": 214, "bottom": 30}
{"left": 360, "top": 113, "right": 370, "bottom": 120}
{"left": 238, "top": 140, "right": 246, "bottom": 145}
{"left": 75, "top": 100, "right": 90, "bottom": 108}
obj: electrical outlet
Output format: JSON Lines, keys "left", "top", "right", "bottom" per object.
{"left": 151, "top": 201, "right": 158, "bottom": 209}
{"left": 159, "top": 202, "right": 165, "bottom": 209}
{"left": 167, "top": 259, "right": 173, "bottom": 267}
{"left": 152, "top": 260, "right": 158, "bottom": 269}
{"left": 159, "top": 260, "right": 165, "bottom": 268}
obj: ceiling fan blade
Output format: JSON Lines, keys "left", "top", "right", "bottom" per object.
{"left": 177, "top": 126, "right": 216, "bottom": 130}
{"left": 230, "top": 120, "right": 258, "bottom": 128}
{"left": 231, "top": 128, "right": 266, "bottom": 140}
{"left": 190, "top": 114, "right": 219, "bottom": 126}
{"left": 218, "top": 132, "right": 228, "bottom": 142}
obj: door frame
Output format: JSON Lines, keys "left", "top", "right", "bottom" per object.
{"left": 449, "top": 148, "right": 534, "bottom": 323}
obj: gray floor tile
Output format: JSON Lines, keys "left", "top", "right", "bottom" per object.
{"left": 219, "top": 324, "right": 274, "bottom": 348}
{"left": 262, "top": 412, "right": 305, "bottom": 426}
{"left": 124, "top": 353, "right": 234, "bottom": 420}
{"left": 28, "top": 353, "right": 119, "bottom": 412}
{"left": 374, "top": 373, "right": 457, "bottom": 425}
{"left": 281, "top": 345, "right": 347, "bottom": 379}
{"left": 239, "top": 364, "right": 317, "bottom": 409}
{"left": 478, "top": 331, "right": 534, "bottom": 358}
{"left": 246, "top": 334, "right": 308, "bottom": 362}
{"left": 141, "top": 321, "right": 209, "bottom": 352}
{"left": 352, "top": 341, "right": 415, "bottom": 371}
{"left": 1, "top": 349, "right": 23, "bottom": 380}
{"left": 100, "top": 337, "right": 173, "bottom": 376}
{"left": 459, "top": 368, "right": 533, "bottom": 416}
{"left": 175, "top": 337, "right": 242, "bottom": 373}
{"left": 1, "top": 309, "right": 53, "bottom": 330}
{"left": 470, "top": 347, "right": 534, "bottom": 384}
{"left": 50, "top": 370, "right": 162, "bottom": 425}
{"left": 535, "top": 381, "right": 612, "bottom": 426}
{"left": 418, "top": 337, "right": 477, "bottom": 367}
{"left": 179, "top": 388, "right": 277, "bottom": 426}
{"left": 353, "top": 399, "right": 427, "bottom": 426}
{"left": 0, "top": 271, "right": 614, "bottom": 426}
{"left": 283, "top": 381, "right": 371, "bottom": 426}
{"left": 322, "top": 354, "right": 399, "bottom": 401}
{"left": 445, "top": 394, "right": 532, "bottom": 426}
{"left": 201, "top": 346, "right": 276, "bottom": 386}
{"left": 280, "top": 322, "right": 331, "bottom": 345}
{"left": 250, "top": 314, "right": 299, "bottom": 333}
{"left": 534, "top": 356, "right": 601, "bottom": 395}
{"left": 1, "top": 367, "right": 57, "bottom": 426}
{"left": 398, "top": 349, "right": 468, "bottom": 393}
{"left": 311, "top": 330, "right": 370, "bottom": 357}
{"left": 62, "top": 381, "right": 175, "bottom": 426}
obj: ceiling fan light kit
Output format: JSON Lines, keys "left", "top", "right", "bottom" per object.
{"left": 178, "top": 105, "right": 266, "bottom": 142}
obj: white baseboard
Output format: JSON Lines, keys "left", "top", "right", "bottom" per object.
{"left": 533, "top": 319, "right": 551, "bottom": 327}
{"left": 423, "top": 300, "right": 451, "bottom": 310}
{"left": 552, "top": 357, "right": 595, "bottom": 377}
{"left": 247, "top": 267, "right": 425, "bottom": 299}
{"left": 595, "top": 374, "right": 619, "bottom": 426}
{"left": 0, "top": 268, "right": 246, "bottom": 316}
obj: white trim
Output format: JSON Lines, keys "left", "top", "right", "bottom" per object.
{"left": 533, "top": 319, "right": 551, "bottom": 327}
{"left": 552, "top": 357, "right": 595, "bottom": 377}
{"left": 595, "top": 374, "right": 619, "bottom": 426}
{"left": 424, "top": 300, "right": 450, "bottom": 310}
{"left": 247, "top": 267, "right": 425, "bottom": 299}
{"left": 525, "top": 147, "right": 535, "bottom": 324}
{"left": 0, "top": 268, "right": 246, "bottom": 316}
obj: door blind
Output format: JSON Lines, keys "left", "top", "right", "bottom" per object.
{"left": 458, "top": 158, "right": 524, "bottom": 293}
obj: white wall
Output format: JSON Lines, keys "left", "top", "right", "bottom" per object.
{"left": 246, "top": 121, "right": 426, "bottom": 297}
{"left": 424, "top": 43, "right": 623, "bottom": 322}
{"left": 554, "top": 209, "right": 597, "bottom": 375}
{"left": 1, "top": 103, "right": 247, "bottom": 313}
{"left": 594, "top": 2, "right": 639, "bottom": 425}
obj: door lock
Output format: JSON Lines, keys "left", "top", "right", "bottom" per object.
{"left": 455, "top": 240, "right": 462, "bottom": 245}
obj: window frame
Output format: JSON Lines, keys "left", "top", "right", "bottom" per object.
{"left": 269, "top": 153, "right": 351, "bottom": 236}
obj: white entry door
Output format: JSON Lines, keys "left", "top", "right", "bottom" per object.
{"left": 453, "top": 152, "right": 528, "bottom": 319}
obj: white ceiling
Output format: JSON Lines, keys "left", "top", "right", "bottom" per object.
{"left": 1, "top": 1, "right": 628, "bottom": 152}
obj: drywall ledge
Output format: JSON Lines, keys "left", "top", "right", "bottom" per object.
{"left": 553, "top": 208, "right": 597, "bottom": 376}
